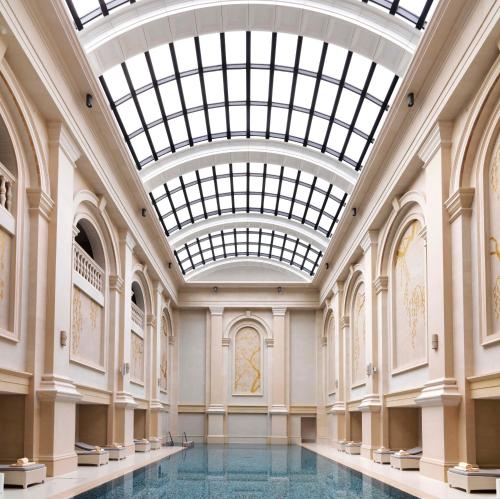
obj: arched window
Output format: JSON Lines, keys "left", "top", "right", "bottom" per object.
{"left": 351, "top": 281, "right": 366, "bottom": 388}
{"left": 71, "top": 218, "right": 106, "bottom": 369}
{"left": 130, "top": 280, "right": 145, "bottom": 384}
{"left": 159, "top": 310, "right": 169, "bottom": 393}
{"left": 391, "top": 218, "right": 427, "bottom": 371}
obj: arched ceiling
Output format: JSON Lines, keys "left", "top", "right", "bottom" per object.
{"left": 64, "top": 0, "right": 437, "bottom": 283}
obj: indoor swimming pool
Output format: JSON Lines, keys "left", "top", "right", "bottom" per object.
{"left": 74, "top": 444, "right": 415, "bottom": 498}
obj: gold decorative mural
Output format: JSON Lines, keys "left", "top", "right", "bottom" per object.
{"left": 351, "top": 283, "right": 366, "bottom": 387}
{"left": 71, "top": 286, "right": 104, "bottom": 368}
{"left": 234, "top": 327, "right": 261, "bottom": 395}
{"left": 131, "top": 331, "right": 145, "bottom": 383}
{"left": 393, "top": 220, "right": 426, "bottom": 370}
{"left": 327, "top": 315, "right": 336, "bottom": 394}
{"left": 488, "top": 137, "right": 500, "bottom": 337}
{"left": 0, "top": 229, "right": 11, "bottom": 332}
{"left": 159, "top": 312, "right": 168, "bottom": 392}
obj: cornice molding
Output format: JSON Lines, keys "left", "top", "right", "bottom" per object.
{"left": 109, "top": 274, "right": 124, "bottom": 293}
{"left": 445, "top": 188, "right": 475, "bottom": 223}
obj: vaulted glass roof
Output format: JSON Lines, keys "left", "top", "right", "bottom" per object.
{"left": 65, "top": 0, "right": 438, "bottom": 282}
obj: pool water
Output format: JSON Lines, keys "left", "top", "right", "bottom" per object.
{"left": 74, "top": 444, "right": 415, "bottom": 498}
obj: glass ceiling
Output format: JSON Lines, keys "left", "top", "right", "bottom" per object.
{"left": 64, "top": 0, "right": 437, "bottom": 280}
{"left": 66, "top": 0, "right": 435, "bottom": 31}
{"left": 99, "top": 31, "right": 399, "bottom": 171}
{"left": 175, "top": 228, "right": 323, "bottom": 277}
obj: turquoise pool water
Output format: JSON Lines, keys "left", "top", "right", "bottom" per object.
{"left": 74, "top": 444, "right": 415, "bottom": 498}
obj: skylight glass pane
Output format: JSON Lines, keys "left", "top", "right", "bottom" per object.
{"left": 199, "top": 33, "right": 221, "bottom": 67}
{"left": 204, "top": 71, "right": 225, "bottom": 103}
{"left": 289, "top": 111, "right": 308, "bottom": 139}
{"left": 347, "top": 54, "right": 371, "bottom": 90}
{"left": 270, "top": 107, "right": 288, "bottom": 135}
{"left": 225, "top": 32, "right": 246, "bottom": 64}
{"left": 308, "top": 118, "right": 328, "bottom": 145}
{"left": 327, "top": 124, "right": 348, "bottom": 152}
{"left": 250, "top": 69, "right": 269, "bottom": 101}
{"left": 369, "top": 64, "right": 395, "bottom": 101}
{"left": 130, "top": 133, "right": 150, "bottom": 162}
{"left": 357, "top": 99, "right": 379, "bottom": 134}
{"left": 150, "top": 124, "right": 169, "bottom": 152}
{"left": 160, "top": 81, "right": 182, "bottom": 114}
{"left": 299, "top": 37, "right": 323, "bottom": 72}
{"left": 188, "top": 110, "right": 207, "bottom": 139}
{"left": 149, "top": 44, "right": 174, "bottom": 79}
{"left": 174, "top": 38, "right": 198, "bottom": 72}
{"left": 103, "top": 65, "right": 129, "bottom": 101}
{"left": 181, "top": 75, "right": 203, "bottom": 109}
{"left": 168, "top": 115, "right": 188, "bottom": 144}
{"left": 229, "top": 106, "right": 246, "bottom": 131}
{"left": 250, "top": 105, "right": 267, "bottom": 132}
{"left": 138, "top": 88, "right": 161, "bottom": 124}
{"left": 251, "top": 31, "right": 272, "bottom": 64}
{"left": 117, "top": 99, "right": 141, "bottom": 134}
{"left": 336, "top": 89, "right": 359, "bottom": 125}
{"left": 208, "top": 107, "right": 226, "bottom": 135}
{"left": 315, "top": 81, "right": 337, "bottom": 115}
{"left": 228, "top": 69, "right": 246, "bottom": 101}
{"left": 275, "top": 33, "right": 297, "bottom": 67}
{"left": 323, "top": 46, "right": 348, "bottom": 80}
{"left": 72, "top": 0, "right": 100, "bottom": 17}
{"left": 126, "top": 53, "right": 150, "bottom": 89}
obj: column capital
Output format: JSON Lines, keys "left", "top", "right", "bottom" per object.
{"left": 341, "top": 316, "right": 350, "bottom": 329}
{"left": 272, "top": 307, "right": 287, "bottom": 316}
{"left": 168, "top": 335, "right": 175, "bottom": 345}
{"left": 360, "top": 230, "right": 378, "bottom": 253}
{"left": 26, "top": 188, "right": 54, "bottom": 222}
{"left": 321, "top": 336, "right": 327, "bottom": 347}
{"left": 269, "top": 405, "right": 288, "bottom": 414}
{"left": 222, "top": 337, "right": 230, "bottom": 347}
{"left": 373, "top": 276, "right": 388, "bottom": 294}
{"left": 146, "top": 314, "right": 157, "bottom": 328}
{"left": 37, "top": 374, "right": 82, "bottom": 403}
{"left": 415, "top": 378, "right": 462, "bottom": 407}
{"left": 109, "top": 275, "right": 124, "bottom": 293}
{"left": 358, "top": 394, "right": 382, "bottom": 412}
{"left": 332, "top": 281, "right": 344, "bottom": 296}
{"left": 445, "top": 188, "right": 475, "bottom": 224}
{"left": 48, "top": 122, "right": 81, "bottom": 164}
{"left": 114, "top": 391, "right": 137, "bottom": 408}
{"left": 329, "top": 401, "right": 346, "bottom": 414}
{"left": 265, "top": 337, "right": 274, "bottom": 348}
{"left": 209, "top": 306, "right": 224, "bottom": 316}
{"left": 119, "top": 230, "right": 136, "bottom": 251}
{"left": 206, "top": 404, "right": 225, "bottom": 414}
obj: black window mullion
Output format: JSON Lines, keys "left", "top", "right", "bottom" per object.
{"left": 301, "top": 176, "right": 317, "bottom": 224}
{"left": 339, "top": 62, "right": 376, "bottom": 162}
{"left": 389, "top": 0, "right": 400, "bottom": 15}
{"left": 311, "top": 250, "right": 322, "bottom": 276}
{"left": 288, "top": 170, "right": 301, "bottom": 219}
{"left": 208, "top": 233, "right": 216, "bottom": 261}
{"left": 99, "top": 76, "right": 140, "bottom": 168}
{"left": 260, "top": 163, "right": 267, "bottom": 214}
{"left": 221, "top": 230, "right": 227, "bottom": 258}
{"left": 416, "top": 0, "right": 433, "bottom": 29}
{"left": 279, "top": 233, "right": 287, "bottom": 261}
{"left": 300, "top": 244, "right": 311, "bottom": 271}
{"left": 246, "top": 162, "right": 250, "bottom": 213}
{"left": 144, "top": 51, "right": 175, "bottom": 152}
{"left": 169, "top": 43, "right": 194, "bottom": 146}
{"left": 322, "top": 51, "right": 352, "bottom": 153}
{"left": 284, "top": 36, "right": 303, "bottom": 142}
{"left": 290, "top": 239, "right": 299, "bottom": 266}
{"left": 269, "top": 230, "right": 275, "bottom": 258}
{"left": 174, "top": 249, "right": 185, "bottom": 275}
{"left": 327, "top": 192, "right": 348, "bottom": 237}
{"left": 356, "top": 74, "right": 399, "bottom": 170}
{"left": 314, "top": 184, "right": 333, "bottom": 230}
{"left": 220, "top": 33, "right": 231, "bottom": 139}
{"left": 121, "top": 61, "right": 158, "bottom": 161}
{"left": 194, "top": 37, "right": 212, "bottom": 142}
{"left": 184, "top": 243, "right": 195, "bottom": 270}
{"left": 149, "top": 193, "right": 169, "bottom": 236}
{"left": 265, "top": 33, "right": 277, "bottom": 139}
{"left": 229, "top": 163, "right": 235, "bottom": 213}
{"left": 274, "top": 166, "right": 284, "bottom": 216}
{"left": 195, "top": 170, "right": 208, "bottom": 218}
{"left": 257, "top": 228, "right": 262, "bottom": 257}
{"left": 246, "top": 31, "right": 251, "bottom": 138}
{"left": 246, "top": 227, "right": 250, "bottom": 256}
{"left": 179, "top": 176, "right": 194, "bottom": 224}
{"left": 97, "top": 0, "right": 109, "bottom": 16}
{"left": 164, "top": 183, "right": 181, "bottom": 230}
{"left": 196, "top": 238, "right": 205, "bottom": 265}
{"left": 66, "top": 0, "right": 84, "bottom": 30}
{"left": 212, "top": 166, "right": 221, "bottom": 215}
{"left": 234, "top": 228, "right": 238, "bottom": 257}
{"left": 303, "top": 42, "right": 328, "bottom": 147}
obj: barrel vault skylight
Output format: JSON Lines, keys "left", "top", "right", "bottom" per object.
{"left": 64, "top": 0, "right": 437, "bottom": 282}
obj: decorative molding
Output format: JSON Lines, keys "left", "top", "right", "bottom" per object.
{"left": 26, "top": 189, "right": 54, "bottom": 222}
{"left": 209, "top": 306, "right": 224, "bottom": 316}
{"left": 114, "top": 391, "right": 137, "bottom": 408}
{"left": 109, "top": 275, "right": 124, "bottom": 293}
{"left": 360, "top": 230, "right": 378, "bottom": 253}
{"left": 415, "top": 378, "right": 462, "bottom": 407}
{"left": 75, "top": 384, "right": 111, "bottom": 405}
{"left": 227, "top": 405, "right": 268, "bottom": 414}
{"left": 146, "top": 314, "right": 157, "bottom": 328}
{"left": 373, "top": 276, "right": 388, "bottom": 294}
{"left": 269, "top": 405, "right": 288, "bottom": 415}
{"left": 222, "top": 337, "right": 230, "bottom": 347}
{"left": 178, "top": 404, "right": 205, "bottom": 413}
{"left": 332, "top": 281, "right": 344, "bottom": 296}
{"left": 445, "top": 188, "right": 475, "bottom": 223}
{"left": 149, "top": 399, "right": 164, "bottom": 412}
{"left": 358, "top": 394, "right": 382, "bottom": 412}
{"left": 37, "top": 374, "right": 82, "bottom": 403}
{"left": 329, "top": 401, "right": 346, "bottom": 414}
{"left": 384, "top": 388, "right": 421, "bottom": 407}
{"left": 47, "top": 122, "right": 81, "bottom": 164}
{"left": 265, "top": 338, "right": 274, "bottom": 348}
{"left": 321, "top": 336, "right": 327, "bottom": 347}
{"left": 289, "top": 405, "right": 317, "bottom": 415}
{"left": 417, "top": 121, "right": 453, "bottom": 167}
{"left": 168, "top": 336, "right": 175, "bottom": 345}
{"left": 206, "top": 404, "right": 225, "bottom": 414}
{"left": 468, "top": 372, "right": 500, "bottom": 399}
{"left": 118, "top": 230, "right": 136, "bottom": 251}
{"left": 272, "top": 307, "right": 286, "bottom": 316}
{"left": 341, "top": 316, "right": 350, "bottom": 329}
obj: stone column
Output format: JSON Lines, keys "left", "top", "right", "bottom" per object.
{"left": 445, "top": 188, "right": 475, "bottom": 463}
{"left": 37, "top": 123, "right": 82, "bottom": 476}
{"left": 415, "top": 122, "right": 461, "bottom": 481}
{"left": 207, "top": 307, "right": 225, "bottom": 443}
{"left": 330, "top": 282, "right": 346, "bottom": 448}
{"left": 270, "top": 307, "right": 288, "bottom": 444}
{"left": 114, "top": 231, "right": 136, "bottom": 455}
{"left": 359, "top": 231, "right": 381, "bottom": 459}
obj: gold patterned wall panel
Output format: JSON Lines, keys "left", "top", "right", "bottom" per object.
{"left": 327, "top": 315, "right": 336, "bottom": 394}
{"left": 71, "top": 286, "right": 104, "bottom": 368}
{"left": 131, "top": 332, "right": 145, "bottom": 384}
{"left": 233, "top": 327, "right": 262, "bottom": 395}
{"left": 488, "top": 135, "right": 500, "bottom": 338}
{"left": 392, "top": 220, "right": 427, "bottom": 370}
{"left": 351, "top": 283, "right": 366, "bottom": 387}
{"left": 160, "top": 313, "right": 168, "bottom": 392}
{"left": 0, "top": 228, "right": 11, "bottom": 332}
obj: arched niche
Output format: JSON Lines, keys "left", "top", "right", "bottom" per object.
{"left": 324, "top": 310, "right": 336, "bottom": 396}
{"left": 159, "top": 308, "right": 172, "bottom": 393}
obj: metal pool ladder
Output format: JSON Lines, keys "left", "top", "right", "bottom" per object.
{"left": 182, "top": 432, "right": 194, "bottom": 448}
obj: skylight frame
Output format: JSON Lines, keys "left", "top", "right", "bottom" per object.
{"left": 174, "top": 228, "right": 323, "bottom": 276}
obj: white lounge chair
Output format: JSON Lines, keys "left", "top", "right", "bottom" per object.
{"left": 373, "top": 447, "right": 394, "bottom": 464}
{"left": 448, "top": 466, "right": 500, "bottom": 493}
{"left": 390, "top": 447, "right": 422, "bottom": 470}
{"left": 0, "top": 462, "right": 46, "bottom": 489}
{"left": 75, "top": 442, "right": 109, "bottom": 466}
{"left": 134, "top": 439, "right": 151, "bottom": 452}
{"left": 345, "top": 441, "right": 361, "bottom": 455}
{"left": 337, "top": 440, "right": 347, "bottom": 452}
{"left": 103, "top": 443, "right": 128, "bottom": 460}
{"left": 149, "top": 437, "right": 161, "bottom": 450}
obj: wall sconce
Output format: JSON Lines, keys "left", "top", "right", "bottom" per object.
{"left": 325, "top": 263, "right": 329, "bottom": 270}
{"left": 168, "top": 262, "right": 172, "bottom": 269}
{"left": 60, "top": 330, "right": 67, "bottom": 347}
{"left": 120, "top": 362, "right": 130, "bottom": 376}
{"left": 366, "top": 363, "right": 377, "bottom": 376}
{"left": 352, "top": 207, "right": 357, "bottom": 216}
{"left": 431, "top": 333, "right": 439, "bottom": 350}
{"left": 407, "top": 92, "right": 414, "bottom": 107}
{"left": 141, "top": 208, "right": 147, "bottom": 217}
{"left": 212, "top": 286, "right": 218, "bottom": 293}
{"left": 86, "top": 93, "right": 93, "bottom": 108}
{"left": 277, "top": 286, "right": 283, "bottom": 294}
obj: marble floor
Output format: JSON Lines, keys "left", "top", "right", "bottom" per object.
{"left": 303, "top": 443, "right": 497, "bottom": 499}
{"left": 1, "top": 447, "right": 183, "bottom": 499}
